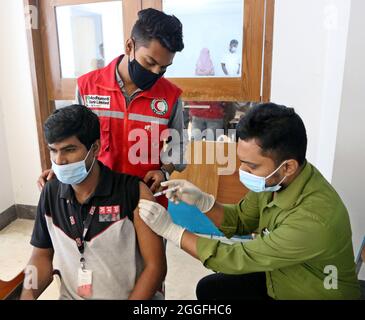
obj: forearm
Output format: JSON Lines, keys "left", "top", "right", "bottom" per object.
{"left": 161, "top": 139, "right": 187, "bottom": 172}
{"left": 20, "top": 256, "right": 53, "bottom": 300}
{"left": 161, "top": 163, "right": 175, "bottom": 175}
{"left": 180, "top": 230, "right": 200, "bottom": 260}
{"left": 128, "top": 264, "right": 166, "bottom": 300}
{"left": 221, "top": 64, "right": 228, "bottom": 75}
{"left": 204, "top": 201, "right": 225, "bottom": 228}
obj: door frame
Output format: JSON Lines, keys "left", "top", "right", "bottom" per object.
{"left": 24, "top": 0, "right": 275, "bottom": 170}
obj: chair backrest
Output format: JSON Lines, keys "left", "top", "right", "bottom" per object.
{"left": 0, "top": 271, "right": 24, "bottom": 300}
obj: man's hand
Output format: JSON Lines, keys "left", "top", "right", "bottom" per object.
{"left": 138, "top": 199, "right": 185, "bottom": 248}
{"left": 143, "top": 170, "right": 165, "bottom": 193}
{"left": 37, "top": 169, "right": 55, "bottom": 191}
{"left": 161, "top": 180, "right": 215, "bottom": 213}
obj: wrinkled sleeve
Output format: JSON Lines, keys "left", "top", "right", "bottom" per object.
{"left": 30, "top": 188, "right": 53, "bottom": 249}
{"left": 219, "top": 191, "right": 260, "bottom": 238}
{"left": 197, "top": 210, "right": 330, "bottom": 275}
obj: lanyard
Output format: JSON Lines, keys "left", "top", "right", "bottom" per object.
{"left": 67, "top": 205, "right": 96, "bottom": 269}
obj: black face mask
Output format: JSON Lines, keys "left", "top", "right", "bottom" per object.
{"left": 128, "top": 42, "right": 165, "bottom": 91}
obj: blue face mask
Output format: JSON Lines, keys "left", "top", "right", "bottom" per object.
{"left": 52, "top": 146, "right": 96, "bottom": 185}
{"left": 239, "top": 161, "right": 287, "bottom": 193}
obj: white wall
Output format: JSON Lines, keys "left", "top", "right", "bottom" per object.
{"left": 0, "top": 0, "right": 41, "bottom": 207}
{"left": 271, "top": 0, "right": 350, "bottom": 181}
{"left": 331, "top": 0, "right": 365, "bottom": 279}
{"left": 272, "top": 0, "right": 365, "bottom": 279}
{"left": 0, "top": 104, "right": 14, "bottom": 213}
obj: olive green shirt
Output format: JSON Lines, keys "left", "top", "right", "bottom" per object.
{"left": 197, "top": 161, "right": 360, "bottom": 300}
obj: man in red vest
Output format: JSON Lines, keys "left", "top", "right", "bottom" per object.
{"left": 38, "top": 9, "right": 186, "bottom": 208}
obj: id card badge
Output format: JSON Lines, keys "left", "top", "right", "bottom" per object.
{"left": 77, "top": 268, "right": 93, "bottom": 298}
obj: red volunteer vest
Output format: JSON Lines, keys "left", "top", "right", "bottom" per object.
{"left": 78, "top": 56, "right": 182, "bottom": 207}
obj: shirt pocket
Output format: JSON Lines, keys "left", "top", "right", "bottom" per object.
{"left": 100, "top": 117, "right": 111, "bottom": 152}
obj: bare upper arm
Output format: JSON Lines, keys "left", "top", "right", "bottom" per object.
{"left": 133, "top": 182, "right": 166, "bottom": 268}
{"left": 31, "top": 247, "right": 54, "bottom": 261}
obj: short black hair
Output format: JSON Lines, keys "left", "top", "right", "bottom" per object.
{"left": 131, "top": 8, "right": 184, "bottom": 53}
{"left": 230, "top": 39, "right": 238, "bottom": 47}
{"left": 44, "top": 105, "right": 100, "bottom": 150}
{"left": 237, "top": 103, "right": 307, "bottom": 166}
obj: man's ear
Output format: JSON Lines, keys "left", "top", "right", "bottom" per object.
{"left": 125, "top": 38, "right": 134, "bottom": 57}
{"left": 93, "top": 140, "right": 101, "bottom": 157}
{"left": 284, "top": 159, "right": 299, "bottom": 177}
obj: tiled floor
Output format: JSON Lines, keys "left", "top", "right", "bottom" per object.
{"left": 0, "top": 219, "right": 212, "bottom": 300}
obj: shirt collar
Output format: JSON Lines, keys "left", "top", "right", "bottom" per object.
{"left": 266, "top": 160, "right": 312, "bottom": 210}
{"left": 58, "top": 161, "right": 113, "bottom": 202}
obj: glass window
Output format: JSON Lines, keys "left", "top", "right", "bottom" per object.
{"left": 183, "top": 100, "right": 255, "bottom": 142}
{"left": 163, "top": 0, "right": 244, "bottom": 78}
{"left": 54, "top": 100, "right": 75, "bottom": 110}
{"left": 56, "top": 1, "right": 124, "bottom": 78}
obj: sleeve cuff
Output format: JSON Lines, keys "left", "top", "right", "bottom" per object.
{"left": 196, "top": 237, "right": 220, "bottom": 266}
{"left": 217, "top": 204, "right": 241, "bottom": 238}
{"left": 30, "top": 239, "right": 53, "bottom": 249}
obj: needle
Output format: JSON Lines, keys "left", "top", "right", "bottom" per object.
{"left": 153, "top": 186, "right": 179, "bottom": 197}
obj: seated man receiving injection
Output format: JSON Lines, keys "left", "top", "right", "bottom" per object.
{"left": 21, "top": 105, "right": 166, "bottom": 300}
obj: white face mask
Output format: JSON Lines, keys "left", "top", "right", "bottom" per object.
{"left": 230, "top": 46, "right": 237, "bottom": 53}
{"left": 239, "top": 161, "right": 288, "bottom": 193}
{"left": 52, "top": 145, "right": 96, "bottom": 185}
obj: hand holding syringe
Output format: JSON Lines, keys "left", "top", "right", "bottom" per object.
{"left": 153, "top": 186, "right": 179, "bottom": 198}
{"left": 152, "top": 180, "right": 215, "bottom": 213}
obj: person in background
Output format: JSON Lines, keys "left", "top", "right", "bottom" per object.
{"left": 90, "top": 43, "right": 105, "bottom": 70}
{"left": 195, "top": 48, "right": 215, "bottom": 76}
{"left": 221, "top": 39, "right": 241, "bottom": 76}
{"left": 185, "top": 48, "right": 223, "bottom": 141}
{"left": 38, "top": 8, "right": 187, "bottom": 209}
{"left": 21, "top": 105, "right": 166, "bottom": 300}
{"left": 188, "top": 101, "right": 225, "bottom": 141}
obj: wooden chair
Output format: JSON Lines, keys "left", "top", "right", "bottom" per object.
{"left": 0, "top": 271, "right": 24, "bottom": 300}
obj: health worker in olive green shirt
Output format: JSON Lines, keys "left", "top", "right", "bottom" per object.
{"left": 138, "top": 103, "right": 360, "bottom": 300}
